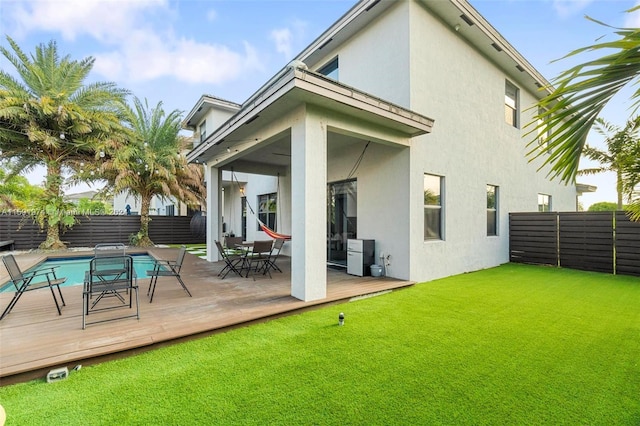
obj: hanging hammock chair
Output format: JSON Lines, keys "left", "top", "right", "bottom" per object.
{"left": 257, "top": 219, "right": 291, "bottom": 240}
{"left": 233, "top": 171, "right": 291, "bottom": 240}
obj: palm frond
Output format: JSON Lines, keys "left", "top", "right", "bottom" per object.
{"left": 527, "top": 20, "right": 640, "bottom": 184}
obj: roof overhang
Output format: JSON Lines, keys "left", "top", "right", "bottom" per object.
{"left": 182, "top": 95, "right": 242, "bottom": 131}
{"left": 425, "top": 0, "right": 553, "bottom": 99}
{"left": 187, "top": 67, "right": 434, "bottom": 164}
{"left": 576, "top": 183, "right": 598, "bottom": 195}
{"left": 285, "top": 0, "right": 553, "bottom": 102}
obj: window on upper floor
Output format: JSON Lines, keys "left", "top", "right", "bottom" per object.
{"left": 318, "top": 57, "right": 339, "bottom": 80}
{"left": 258, "top": 192, "right": 277, "bottom": 231}
{"left": 200, "top": 120, "right": 207, "bottom": 143}
{"left": 505, "top": 80, "right": 519, "bottom": 128}
{"left": 537, "top": 107, "right": 551, "bottom": 154}
{"left": 424, "top": 174, "right": 444, "bottom": 240}
{"left": 487, "top": 185, "right": 498, "bottom": 236}
{"left": 538, "top": 193, "right": 551, "bottom": 212}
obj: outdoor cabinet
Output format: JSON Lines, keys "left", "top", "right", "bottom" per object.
{"left": 346, "top": 239, "right": 375, "bottom": 276}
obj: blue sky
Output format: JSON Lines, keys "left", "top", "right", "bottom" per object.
{"left": 2, "top": 0, "right": 639, "bottom": 208}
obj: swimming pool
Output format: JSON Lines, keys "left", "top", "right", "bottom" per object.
{"left": 1, "top": 254, "right": 158, "bottom": 293}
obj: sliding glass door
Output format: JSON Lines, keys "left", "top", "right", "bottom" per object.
{"left": 327, "top": 180, "right": 357, "bottom": 266}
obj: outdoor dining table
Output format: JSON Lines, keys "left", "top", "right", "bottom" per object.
{"left": 234, "top": 242, "right": 254, "bottom": 275}
{"left": 236, "top": 240, "right": 275, "bottom": 278}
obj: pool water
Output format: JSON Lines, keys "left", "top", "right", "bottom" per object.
{"left": 1, "top": 254, "right": 158, "bottom": 292}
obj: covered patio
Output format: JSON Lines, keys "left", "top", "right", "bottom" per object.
{"left": 0, "top": 248, "right": 413, "bottom": 384}
{"left": 189, "top": 66, "right": 433, "bottom": 302}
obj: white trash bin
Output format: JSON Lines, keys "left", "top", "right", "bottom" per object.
{"left": 370, "top": 264, "right": 383, "bottom": 277}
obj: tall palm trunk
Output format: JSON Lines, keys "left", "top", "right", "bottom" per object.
{"left": 138, "top": 194, "right": 154, "bottom": 247}
{"left": 40, "top": 162, "right": 65, "bottom": 250}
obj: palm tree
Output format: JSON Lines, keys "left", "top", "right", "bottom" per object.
{"left": 0, "top": 36, "right": 129, "bottom": 249}
{"left": 102, "top": 97, "right": 205, "bottom": 247}
{"left": 578, "top": 117, "right": 640, "bottom": 209}
{"left": 528, "top": 13, "right": 640, "bottom": 220}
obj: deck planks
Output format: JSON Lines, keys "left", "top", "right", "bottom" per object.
{"left": 0, "top": 248, "right": 413, "bottom": 384}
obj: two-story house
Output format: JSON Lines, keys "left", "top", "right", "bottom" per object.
{"left": 185, "top": 0, "right": 580, "bottom": 302}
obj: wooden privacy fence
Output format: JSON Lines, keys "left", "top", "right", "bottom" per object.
{"left": 510, "top": 211, "right": 640, "bottom": 277}
{"left": 0, "top": 214, "right": 205, "bottom": 250}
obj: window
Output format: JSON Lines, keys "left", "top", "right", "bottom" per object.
{"left": 487, "top": 185, "right": 498, "bottom": 236}
{"left": 537, "top": 107, "right": 551, "bottom": 154}
{"left": 538, "top": 193, "right": 551, "bottom": 212}
{"left": 318, "top": 57, "right": 338, "bottom": 80}
{"left": 424, "top": 174, "right": 443, "bottom": 240}
{"left": 258, "top": 193, "right": 277, "bottom": 231}
{"left": 505, "top": 80, "right": 519, "bottom": 128}
{"left": 200, "top": 120, "right": 207, "bottom": 143}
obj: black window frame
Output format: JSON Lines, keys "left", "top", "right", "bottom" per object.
{"left": 257, "top": 192, "right": 277, "bottom": 231}
{"left": 424, "top": 173, "right": 443, "bottom": 240}
{"left": 487, "top": 185, "right": 498, "bottom": 236}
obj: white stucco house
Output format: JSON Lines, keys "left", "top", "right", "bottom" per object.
{"left": 185, "top": 0, "right": 584, "bottom": 302}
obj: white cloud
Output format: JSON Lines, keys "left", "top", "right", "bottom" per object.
{"left": 623, "top": 1, "right": 640, "bottom": 27}
{"left": 206, "top": 9, "right": 217, "bottom": 22}
{"left": 270, "top": 28, "right": 293, "bottom": 59}
{"left": 94, "top": 30, "right": 264, "bottom": 84}
{"left": 8, "top": 0, "right": 167, "bottom": 43}
{"left": 551, "top": 0, "right": 595, "bottom": 18}
{"left": 6, "top": 0, "right": 264, "bottom": 86}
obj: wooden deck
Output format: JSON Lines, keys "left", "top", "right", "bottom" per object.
{"left": 0, "top": 248, "right": 413, "bottom": 384}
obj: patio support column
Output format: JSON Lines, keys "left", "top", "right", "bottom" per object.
{"left": 291, "top": 107, "right": 327, "bottom": 301}
{"left": 206, "top": 165, "right": 223, "bottom": 262}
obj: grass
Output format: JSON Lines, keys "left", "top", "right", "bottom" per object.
{"left": 1, "top": 263, "right": 639, "bottom": 425}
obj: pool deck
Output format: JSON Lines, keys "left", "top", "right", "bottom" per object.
{"left": 0, "top": 247, "right": 413, "bottom": 385}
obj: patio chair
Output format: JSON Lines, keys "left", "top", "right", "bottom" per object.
{"left": 215, "top": 240, "right": 244, "bottom": 279}
{"left": 1, "top": 254, "right": 67, "bottom": 320}
{"left": 146, "top": 246, "right": 191, "bottom": 303}
{"left": 244, "top": 240, "right": 274, "bottom": 279}
{"left": 224, "top": 236, "right": 244, "bottom": 255}
{"left": 83, "top": 255, "right": 139, "bottom": 329}
{"left": 264, "top": 238, "right": 285, "bottom": 274}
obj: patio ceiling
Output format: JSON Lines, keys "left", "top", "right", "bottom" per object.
{"left": 187, "top": 67, "right": 434, "bottom": 170}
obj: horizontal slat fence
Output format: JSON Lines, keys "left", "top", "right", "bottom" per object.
{"left": 559, "top": 212, "right": 614, "bottom": 274}
{"left": 0, "top": 214, "right": 205, "bottom": 250}
{"left": 510, "top": 211, "right": 640, "bottom": 277}
{"left": 616, "top": 211, "right": 640, "bottom": 277}
{"left": 509, "top": 212, "right": 558, "bottom": 266}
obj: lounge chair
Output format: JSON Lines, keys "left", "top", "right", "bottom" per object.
{"left": 215, "top": 240, "right": 244, "bottom": 279}
{"left": 146, "top": 246, "right": 191, "bottom": 302}
{"left": 1, "top": 254, "right": 67, "bottom": 320}
{"left": 83, "top": 255, "right": 139, "bottom": 329}
{"left": 94, "top": 243, "right": 126, "bottom": 257}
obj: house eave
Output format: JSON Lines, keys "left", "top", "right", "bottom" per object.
{"left": 187, "top": 67, "right": 434, "bottom": 164}
{"left": 182, "top": 95, "right": 242, "bottom": 130}
{"left": 576, "top": 183, "right": 598, "bottom": 194}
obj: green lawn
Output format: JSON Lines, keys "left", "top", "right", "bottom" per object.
{"left": 1, "top": 264, "right": 639, "bottom": 425}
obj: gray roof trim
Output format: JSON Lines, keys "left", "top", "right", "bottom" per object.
{"left": 187, "top": 67, "right": 434, "bottom": 163}
{"left": 182, "top": 95, "right": 242, "bottom": 130}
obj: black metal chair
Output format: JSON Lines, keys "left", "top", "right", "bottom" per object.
{"left": 83, "top": 255, "right": 139, "bottom": 329}
{"left": 265, "top": 238, "right": 285, "bottom": 274}
{"left": 224, "top": 236, "right": 243, "bottom": 255}
{"left": 1, "top": 254, "right": 66, "bottom": 320}
{"left": 146, "top": 246, "right": 191, "bottom": 303}
{"left": 244, "top": 240, "right": 274, "bottom": 279}
{"left": 215, "top": 240, "right": 244, "bottom": 279}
